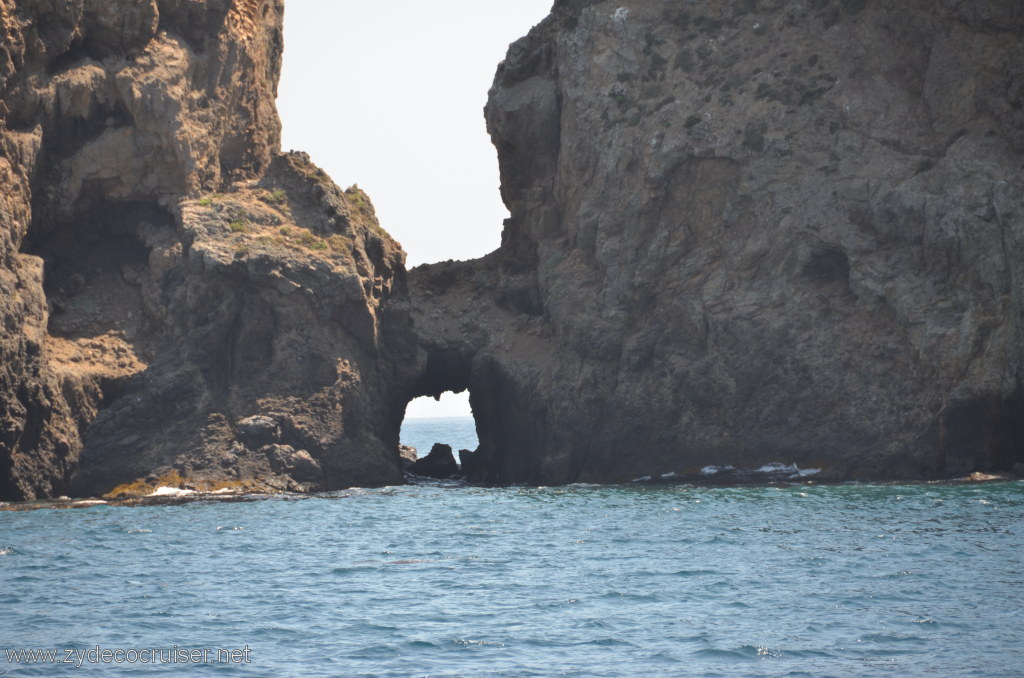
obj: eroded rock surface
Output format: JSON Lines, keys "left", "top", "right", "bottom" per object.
{"left": 1, "top": 0, "right": 412, "bottom": 499}
{"left": 3, "top": 0, "right": 1023, "bottom": 499}
{"left": 410, "top": 0, "right": 1024, "bottom": 483}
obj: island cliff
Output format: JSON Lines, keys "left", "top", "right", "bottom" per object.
{"left": 1, "top": 0, "right": 1022, "bottom": 500}
{"left": 0, "top": 0, "right": 413, "bottom": 500}
{"left": 411, "top": 0, "right": 1024, "bottom": 484}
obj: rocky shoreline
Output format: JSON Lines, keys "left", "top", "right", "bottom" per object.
{"left": 3, "top": 469, "right": 1021, "bottom": 513}
{"left": 2, "top": 0, "right": 1022, "bottom": 501}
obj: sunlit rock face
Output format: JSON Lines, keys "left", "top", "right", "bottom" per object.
{"left": 410, "top": 0, "right": 1024, "bottom": 484}
{"left": 1, "top": 0, "right": 411, "bottom": 500}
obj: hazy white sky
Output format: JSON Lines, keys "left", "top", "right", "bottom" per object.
{"left": 277, "top": 0, "right": 553, "bottom": 418}
{"left": 277, "top": 0, "right": 552, "bottom": 267}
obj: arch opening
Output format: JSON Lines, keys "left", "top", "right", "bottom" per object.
{"left": 399, "top": 390, "right": 481, "bottom": 479}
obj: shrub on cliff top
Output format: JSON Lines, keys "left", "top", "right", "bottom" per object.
{"left": 260, "top": 189, "right": 287, "bottom": 205}
{"left": 296, "top": 229, "right": 328, "bottom": 252}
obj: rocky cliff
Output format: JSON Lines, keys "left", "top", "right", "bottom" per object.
{"left": 1, "top": 0, "right": 412, "bottom": 500}
{"left": 410, "top": 0, "right": 1024, "bottom": 483}
{"left": 3, "top": 0, "right": 1023, "bottom": 501}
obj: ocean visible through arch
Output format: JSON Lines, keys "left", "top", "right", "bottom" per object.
{"left": 1, "top": 419, "right": 1021, "bottom": 677}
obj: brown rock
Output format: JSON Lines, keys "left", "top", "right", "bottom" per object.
{"left": 0, "top": 0, "right": 412, "bottom": 500}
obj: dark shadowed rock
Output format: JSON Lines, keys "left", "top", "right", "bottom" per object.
{"left": 458, "top": 448, "right": 487, "bottom": 482}
{"left": 409, "top": 443, "right": 458, "bottom": 479}
{"left": 408, "top": 0, "right": 1024, "bottom": 484}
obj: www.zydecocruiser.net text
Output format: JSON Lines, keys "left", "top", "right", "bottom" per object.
{"left": 4, "top": 646, "right": 252, "bottom": 667}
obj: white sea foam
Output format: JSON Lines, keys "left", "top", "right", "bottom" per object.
{"left": 149, "top": 487, "right": 196, "bottom": 497}
{"left": 660, "top": 472, "right": 679, "bottom": 480}
{"left": 0, "top": 546, "right": 15, "bottom": 556}
{"left": 757, "top": 463, "right": 799, "bottom": 474}
{"left": 631, "top": 476, "right": 653, "bottom": 483}
{"left": 73, "top": 500, "right": 107, "bottom": 506}
{"left": 753, "top": 462, "right": 821, "bottom": 478}
{"left": 700, "top": 462, "right": 818, "bottom": 478}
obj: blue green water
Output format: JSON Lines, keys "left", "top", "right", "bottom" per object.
{"left": 1, "top": 455, "right": 1022, "bottom": 676}
{"left": 401, "top": 416, "right": 479, "bottom": 459}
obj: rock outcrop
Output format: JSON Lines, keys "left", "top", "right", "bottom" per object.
{"left": 1, "top": 0, "right": 413, "bottom": 500}
{"left": 407, "top": 443, "right": 458, "bottom": 479}
{"left": 3, "top": 0, "right": 1023, "bottom": 500}
{"left": 409, "top": 0, "right": 1024, "bottom": 483}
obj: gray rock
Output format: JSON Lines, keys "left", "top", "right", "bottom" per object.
{"left": 399, "top": 445, "right": 418, "bottom": 467}
{"left": 236, "top": 416, "right": 281, "bottom": 449}
{"left": 264, "top": 445, "right": 323, "bottom": 484}
{"left": 408, "top": 0, "right": 1024, "bottom": 484}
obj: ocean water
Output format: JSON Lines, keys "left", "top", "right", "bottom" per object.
{"left": 1, "top": 470, "right": 1022, "bottom": 676}
{"left": 401, "top": 416, "right": 480, "bottom": 459}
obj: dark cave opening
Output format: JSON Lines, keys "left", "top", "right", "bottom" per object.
{"left": 21, "top": 200, "right": 171, "bottom": 343}
{"left": 16, "top": 198, "right": 176, "bottom": 426}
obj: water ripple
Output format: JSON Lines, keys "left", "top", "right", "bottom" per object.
{"left": 0, "top": 480, "right": 1021, "bottom": 677}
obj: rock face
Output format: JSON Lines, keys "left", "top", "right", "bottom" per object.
{"left": 409, "top": 0, "right": 1024, "bottom": 483}
{"left": 3, "top": 0, "right": 1023, "bottom": 499}
{"left": 1, "top": 0, "right": 412, "bottom": 500}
